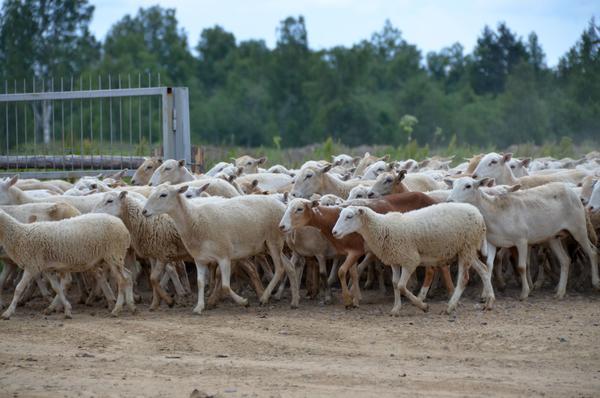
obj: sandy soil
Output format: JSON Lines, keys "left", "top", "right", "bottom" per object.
{"left": 1, "top": 287, "right": 599, "bottom": 398}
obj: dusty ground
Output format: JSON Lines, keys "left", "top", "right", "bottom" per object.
{"left": 1, "top": 287, "right": 599, "bottom": 398}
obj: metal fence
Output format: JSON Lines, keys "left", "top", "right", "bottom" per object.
{"left": 0, "top": 74, "right": 190, "bottom": 179}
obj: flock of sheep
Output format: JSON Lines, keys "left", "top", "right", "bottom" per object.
{"left": 0, "top": 150, "right": 599, "bottom": 319}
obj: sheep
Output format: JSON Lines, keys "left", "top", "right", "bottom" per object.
{"left": 149, "top": 159, "right": 195, "bottom": 186}
{"left": 353, "top": 153, "right": 389, "bottom": 177}
{"left": 205, "top": 161, "right": 234, "bottom": 177}
{"left": 366, "top": 170, "right": 442, "bottom": 198}
{"left": 332, "top": 154, "right": 359, "bottom": 170}
{"left": 447, "top": 178, "right": 598, "bottom": 299}
{"left": 179, "top": 178, "right": 241, "bottom": 198}
{"left": 0, "top": 211, "right": 135, "bottom": 319}
{"left": 267, "top": 164, "right": 296, "bottom": 177}
{"left": 319, "top": 194, "right": 344, "bottom": 206}
{"left": 507, "top": 158, "right": 531, "bottom": 177}
{"left": 142, "top": 184, "right": 299, "bottom": 314}
{"left": 347, "top": 185, "right": 371, "bottom": 200}
{"left": 361, "top": 160, "right": 392, "bottom": 180}
{"left": 472, "top": 153, "right": 588, "bottom": 188}
{"left": 235, "top": 173, "right": 293, "bottom": 194}
{"left": 587, "top": 179, "right": 600, "bottom": 214}
{"left": 291, "top": 164, "right": 373, "bottom": 199}
{"left": 331, "top": 203, "right": 493, "bottom": 315}
{"left": 0, "top": 203, "right": 81, "bottom": 309}
{"left": 14, "top": 180, "right": 64, "bottom": 194}
{"left": 233, "top": 155, "right": 267, "bottom": 174}
{"left": 131, "top": 157, "right": 163, "bottom": 185}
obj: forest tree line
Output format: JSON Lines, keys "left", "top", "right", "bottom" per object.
{"left": 0, "top": 0, "right": 598, "bottom": 150}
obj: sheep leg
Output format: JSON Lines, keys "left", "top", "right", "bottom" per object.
{"left": 377, "top": 262, "right": 387, "bottom": 295}
{"left": 150, "top": 261, "right": 174, "bottom": 310}
{"left": 165, "top": 263, "right": 186, "bottom": 298}
{"left": 364, "top": 262, "right": 375, "bottom": 289}
{"left": 398, "top": 266, "right": 429, "bottom": 312}
{"left": 486, "top": 244, "right": 500, "bottom": 294}
{"left": 278, "top": 248, "right": 300, "bottom": 309}
{"left": 45, "top": 273, "right": 73, "bottom": 319}
{"left": 109, "top": 260, "right": 136, "bottom": 316}
{"left": 217, "top": 258, "right": 248, "bottom": 306}
{"left": 35, "top": 274, "right": 52, "bottom": 302}
{"left": 177, "top": 261, "right": 192, "bottom": 295}
{"left": 316, "top": 255, "right": 332, "bottom": 304}
{"left": 526, "top": 247, "right": 535, "bottom": 292}
{"left": 207, "top": 267, "right": 222, "bottom": 309}
{"left": 548, "top": 239, "right": 571, "bottom": 299}
{"left": 568, "top": 224, "right": 600, "bottom": 291}
{"left": 275, "top": 252, "right": 297, "bottom": 301}
{"left": 534, "top": 254, "right": 547, "bottom": 290}
{"left": 446, "top": 260, "right": 469, "bottom": 314}
{"left": 256, "top": 255, "right": 274, "bottom": 282}
{"left": 238, "top": 259, "right": 264, "bottom": 298}
{"left": 2, "top": 269, "right": 36, "bottom": 320}
{"left": 94, "top": 270, "right": 116, "bottom": 309}
{"left": 516, "top": 241, "right": 531, "bottom": 300}
{"left": 337, "top": 252, "right": 361, "bottom": 308}
{"left": 356, "top": 252, "right": 373, "bottom": 289}
{"left": 349, "top": 261, "right": 361, "bottom": 307}
{"left": 439, "top": 265, "right": 455, "bottom": 297}
{"left": 327, "top": 257, "right": 340, "bottom": 287}
{"left": 471, "top": 258, "right": 495, "bottom": 310}
{"left": 0, "top": 261, "right": 17, "bottom": 309}
{"left": 417, "top": 268, "right": 435, "bottom": 301}
{"left": 390, "top": 265, "right": 402, "bottom": 316}
{"left": 192, "top": 261, "right": 209, "bottom": 314}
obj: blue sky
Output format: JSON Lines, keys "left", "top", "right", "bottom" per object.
{"left": 90, "top": 0, "right": 597, "bottom": 66}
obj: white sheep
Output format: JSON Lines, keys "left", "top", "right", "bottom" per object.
{"left": 149, "top": 159, "right": 195, "bottom": 186}
{"left": 0, "top": 211, "right": 135, "bottom": 319}
{"left": 319, "top": 194, "right": 344, "bottom": 206}
{"left": 347, "top": 185, "right": 371, "bottom": 200}
{"left": 142, "top": 184, "right": 299, "bottom": 314}
{"left": 131, "top": 157, "right": 163, "bottom": 185}
{"left": 448, "top": 178, "right": 598, "bottom": 299}
{"left": 472, "top": 153, "right": 587, "bottom": 188}
{"left": 233, "top": 155, "right": 267, "bottom": 174}
{"left": 291, "top": 164, "right": 373, "bottom": 199}
{"left": 331, "top": 203, "right": 493, "bottom": 315}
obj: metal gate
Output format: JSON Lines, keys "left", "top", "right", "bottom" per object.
{"left": 0, "top": 75, "right": 190, "bottom": 179}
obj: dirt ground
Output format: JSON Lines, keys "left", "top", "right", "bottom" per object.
{"left": 1, "top": 286, "right": 599, "bottom": 398}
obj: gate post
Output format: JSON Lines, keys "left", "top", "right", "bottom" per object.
{"left": 161, "top": 87, "right": 191, "bottom": 164}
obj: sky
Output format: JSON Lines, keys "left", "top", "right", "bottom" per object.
{"left": 90, "top": 0, "right": 598, "bottom": 67}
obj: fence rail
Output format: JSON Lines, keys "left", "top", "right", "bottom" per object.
{"left": 0, "top": 74, "right": 190, "bottom": 180}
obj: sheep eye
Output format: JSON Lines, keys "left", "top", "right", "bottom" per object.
{"left": 296, "top": 207, "right": 303, "bottom": 213}
{"left": 159, "top": 193, "right": 167, "bottom": 198}
{"left": 146, "top": 166, "right": 153, "bottom": 170}
{"left": 346, "top": 214, "right": 353, "bottom": 219}
{"left": 305, "top": 174, "right": 312, "bottom": 180}
{"left": 164, "top": 167, "right": 172, "bottom": 171}
{"left": 490, "top": 160, "right": 497, "bottom": 165}
{"left": 106, "top": 199, "right": 113, "bottom": 203}
{"left": 90, "top": 184, "right": 97, "bottom": 189}
{"left": 385, "top": 178, "right": 392, "bottom": 184}
{"left": 510, "top": 165, "right": 515, "bottom": 169}
{"left": 465, "top": 184, "right": 471, "bottom": 189}
{"left": 246, "top": 162, "right": 252, "bottom": 165}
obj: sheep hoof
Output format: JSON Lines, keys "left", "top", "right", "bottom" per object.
{"left": 42, "top": 307, "right": 53, "bottom": 315}
{"left": 242, "top": 299, "right": 250, "bottom": 308}
{"left": 64, "top": 312, "right": 73, "bottom": 320}
{"left": 484, "top": 298, "right": 495, "bottom": 311}
{"left": 421, "top": 304, "right": 429, "bottom": 313}
{"left": 129, "top": 305, "right": 137, "bottom": 314}
{"left": 259, "top": 298, "right": 269, "bottom": 306}
{"left": 192, "top": 307, "right": 204, "bottom": 315}
{"left": 389, "top": 309, "right": 400, "bottom": 317}
{"left": 167, "top": 299, "right": 175, "bottom": 308}
{"left": 149, "top": 305, "right": 158, "bottom": 312}
{"left": 110, "top": 309, "right": 121, "bottom": 317}
{"left": 554, "top": 292, "right": 565, "bottom": 300}
{"left": 134, "top": 294, "right": 142, "bottom": 304}
{"left": 1, "top": 312, "right": 10, "bottom": 320}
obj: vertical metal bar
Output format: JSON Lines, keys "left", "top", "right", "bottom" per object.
{"left": 128, "top": 74, "right": 133, "bottom": 166}
{"left": 99, "top": 75, "right": 103, "bottom": 167}
{"left": 70, "top": 76, "right": 74, "bottom": 170}
{"left": 138, "top": 73, "right": 142, "bottom": 152}
{"left": 80, "top": 76, "right": 83, "bottom": 170}
{"left": 51, "top": 78, "right": 55, "bottom": 169}
{"left": 119, "top": 74, "right": 123, "bottom": 168}
{"left": 61, "top": 78, "right": 65, "bottom": 171}
{"left": 33, "top": 77, "right": 36, "bottom": 169}
{"left": 14, "top": 80, "right": 18, "bottom": 168}
{"left": 148, "top": 72, "right": 152, "bottom": 150}
{"left": 5, "top": 81, "right": 8, "bottom": 168}
{"left": 89, "top": 75, "right": 93, "bottom": 169}
{"left": 23, "top": 79, "right": 27, "bottom": 166}
{"left": 109, "top": 73, "right": 113, "bottom": 159}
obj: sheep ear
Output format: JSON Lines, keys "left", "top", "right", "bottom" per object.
{"left": 177, "top": 185, "right": 189, "bottom": 194}
{"left": 357, "top": 208, "right": 365, "bottom": 215}
{"left": 397, "top": 169, "right": 407, "bottom": 182}
{"left": 352, "top": 156, "right": 361, "bottom": 164}
{"left": 228, "top": 175, "right": 236, "bottom": 183}
{"left": 197, "top": 183, "right": 210, "bottom": 193}
{"left": 320, "top": 163, "right": 333, "bottom": 173}
{"left": 419, "top": 159, "right": 430, "bottom": 168}
{"left": 508, "top": 184, "right": 521, "bottom": 192}
{"left": 502, "top": 153, "right": 513, "bottom": 163}
{"left": 236, "top": 167, "right": 244, "bottom": 176}
{"left": 386, "top": 162, "right": 395, "bottom": 171}
{"left": 364, "top": 152, "right": 370, "bottom": 158}
{"left": 311, "top": 200, "right": 320, "bottom": 208}
{"left": 7, "top": 174, "right": 19, "bottom": 187}
{"left": 95, "top": 173, "right": 103, "bottom": 179}
{"left": 380, "top": 154, "right": 390, "bottom": 162}
{"left": 119, "top": 191, "right": 128, "bottom": 199}
{"left": 178, "top": 159, "right": 186, "bottom": 167}
{"left": 251, "top": 179, "right": 259, "bottom": 187}
{"left": 477, "top": 178, "right": 494, "bottom": 188}
{"left": 157, "top": 158, "right": 163, "bottom": 164}
{"left": 113, "top": 169, "right": 127, "bottom": 180}
{"left": 257, "top": 157, "right": 267, "bottom": 165}
{"left": 283, "top": 191, "right": 289, "bottom": 204}
{"left": 520, "top": 158, "right": 531, "bottom": 168}
{"left": 443, "top": 178, "right": 454, "bottom": 188}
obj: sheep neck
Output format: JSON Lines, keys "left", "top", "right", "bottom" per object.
{"left": 497, "top": 165, "right": 518, "bottom": 185}
{"left": 8, "top": 186, "right": 33, "bottom": 205}
{"left": 306, "top": 206, "right": 338, "bottom": 240}
{"left": 168, "top": 194, "right": 203, "bottom": 241}
{"left": 179, "top": 169, "right": 195, "bottom": 183}
{"left": 0, "top": 212, "right": 22, "bottom": 247}
{"left": 121, "top": 197, "right": 145, "bottom": 235}
{"left": 357, "top": 210, "right": 390, "bottom": 260}
{"left": 321, "top": 173, "right": 352, "bottom": 198}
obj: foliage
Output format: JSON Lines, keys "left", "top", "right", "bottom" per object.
{"left": 0, "top": 4, "right": 598, "bottom": 150}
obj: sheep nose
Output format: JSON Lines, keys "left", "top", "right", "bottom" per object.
{"left": 589, "top": 205, "right": 595, "bottom": 212}
{"left": 279, "top": 224, "right": 287, "bottom": 232}
{"left": 332, "top": 230, "right": 338, "bottom": 237}
{"left": 472, "top": 174, "right": 478, "bottom": 179}
{"left": 142, "top": 209, "right": 148, "bottom": 216}
{"left": 131, "top": 179, "right": 136, "bottom": 184}
{"left": 367, "top": 192, "right": 374, "bottom": 198}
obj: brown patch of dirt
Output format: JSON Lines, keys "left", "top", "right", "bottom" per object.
{"left": 1, "top": 288, "right": 599, "bottom": 397}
